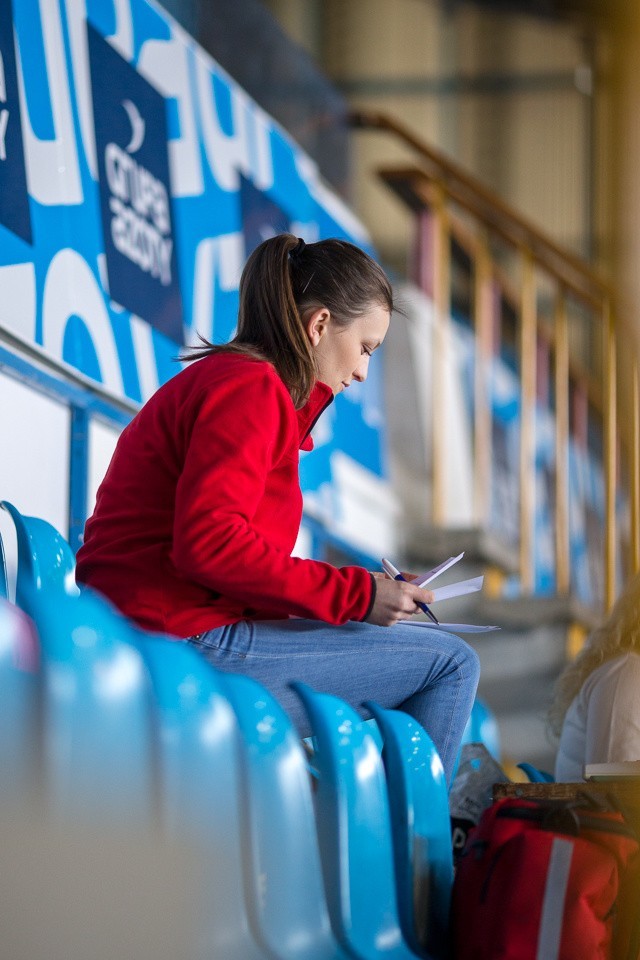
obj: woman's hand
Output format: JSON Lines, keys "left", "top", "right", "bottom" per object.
{"left": 365, "top": 575, "right": 435, "bottom": 627}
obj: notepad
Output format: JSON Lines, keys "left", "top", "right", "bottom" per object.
{"left": 399, "top": 620, "right": 499, "bottom": 634}
{"left": 583, "top": 761, "right": 640, "bottom": 781}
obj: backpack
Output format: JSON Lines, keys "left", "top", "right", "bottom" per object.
{"left": 451, "top": 794, "right": 640, "bottom": 960}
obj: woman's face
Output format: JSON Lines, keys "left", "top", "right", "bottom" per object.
{"left": 307, "top": 302, "right": 390, "bottom": 396}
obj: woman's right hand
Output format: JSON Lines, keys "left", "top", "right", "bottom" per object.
{"left": 365, "top": 576, "right": 435, "bottom": 627}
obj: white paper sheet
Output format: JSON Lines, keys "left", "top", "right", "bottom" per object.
{"left": 412, "top": 553, "right": 464, "bottom": 587}
{"left": 399, "top": 620, "right": 500, "bottom": 634}
{"left": 430, "top": 575, "right": 484, "bottom": 602}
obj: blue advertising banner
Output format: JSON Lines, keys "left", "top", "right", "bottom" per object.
{"left": 0, "top": 0, "right": 31, "bottom": 244}
{"left": 88, "top": 25, "right": 183, "bottom": 342}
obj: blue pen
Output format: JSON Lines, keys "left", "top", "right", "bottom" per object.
{"left": 381, "top": 558, "right": 440, "bottom": 625}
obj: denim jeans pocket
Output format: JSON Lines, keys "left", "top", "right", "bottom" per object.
{"left": 186, "top": 628, "right": 225, "bottom": 651}
{"left": 186, "top": 621, "right": 253, "bottom": 657}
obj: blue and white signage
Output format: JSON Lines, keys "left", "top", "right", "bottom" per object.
{"left": 0, "top": 0, "right": 31, "bottom": 244}
{"left": 0, "top": 0, "right": 394, "bottom": 556}
{"left": 88, "top": 25, "right": 182, "bottom": 342}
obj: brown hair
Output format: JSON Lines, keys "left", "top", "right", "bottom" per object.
{"left": 548, "top": 570, "right": 640, "bottom": 737}
{"left": 184, "top": 233, "right": 393, "bottom": 407}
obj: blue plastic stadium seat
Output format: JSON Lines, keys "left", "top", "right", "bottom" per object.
{"left": 222, "top": 672, "right": 351, "bottom": 960}
{"left": 25, "top": 587, "right": 156, "bottom": 826}
{"left": 302, "top": 716, "right": 383, "bottom": 779}
{"left": 366, "top": 701, "right": 453, "bottom": 959}
{"left": 292, "top": 682, "right": 426, "bottom": 960}
{"left": 516, "top": 762, "right": 555, "bottom": 783}
{"left": 137, "top": 635, "right": 271, "bottom": 960}
{"left": 0, "top": 501, "right": 77, "bottom": 606}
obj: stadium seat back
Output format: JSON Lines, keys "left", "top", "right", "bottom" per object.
{"left": 292, "top": 682, "right": 420, "bottom": 960}
{"left": 1, "top": 501, "right": 77, "bottom": 605}
{"left": 366, "top": 701, "right": 453, "bottom": 958}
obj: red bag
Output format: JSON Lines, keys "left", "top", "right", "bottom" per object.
{"left": 451, "top": 796, "right": 640, "bottom": 960}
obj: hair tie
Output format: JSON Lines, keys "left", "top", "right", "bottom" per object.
{"left": 289, "top": 237, "right": 306, "bottom": 261}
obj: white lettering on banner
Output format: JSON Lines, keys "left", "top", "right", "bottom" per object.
{"left": 102, "top": 0, "right": 134, "bottom": 60}
{"left": 190, "top": 232, "right": 244, "bottom": 340}
{"left": 0, "top": 49, "right": 6, "bottom": 101}
{"left": 137, "top": 25, "right": 204, "bottom": 197}
{"left": 42, "top": 247, "right": 124, "bottom": 396}
{"left": 16, "top": 0, "right": 82, "bottom": 204}
{"left": 109, "top": 197, "right": 173, "bottom": 284}
{"left": 62, "top": 0, "right": 134, "bottom": 182}
{"left": 105, "top": 143, "right": 170, "bottom": 230}
{"left": 0, "top": 109, "right": 8, "bottom": 160}
{"left": 105, "top": 142, "right": 173, "bottom": 285}
{"left": 62, "top": 0, "right": 97, "bottom": 179}
{"left": 195, "top": 55, "right": 252, "bottom": 192}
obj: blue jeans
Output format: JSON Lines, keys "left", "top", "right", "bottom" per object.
{"left": 186, "top": 619, "right": 480, "bottom": 784}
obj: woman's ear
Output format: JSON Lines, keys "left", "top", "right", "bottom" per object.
{"left": 305, "top": 307, "right": 331, "bottom": 347}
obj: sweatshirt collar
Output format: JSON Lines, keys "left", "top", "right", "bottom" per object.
{"left": 297, "top": 380, "right": 333, "bottom": 451}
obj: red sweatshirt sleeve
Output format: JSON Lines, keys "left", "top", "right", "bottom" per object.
{"left": 171, "top": 365, "right": 373, "bottom": 624}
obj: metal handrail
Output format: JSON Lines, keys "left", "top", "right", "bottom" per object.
{"left": 351, "top": 109, "right": 640, "bottom": 609}
{"left": 350, "top": 109, "right": 611, "bottom": 302}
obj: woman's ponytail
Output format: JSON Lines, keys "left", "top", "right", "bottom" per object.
{"left": 236, "top": 234, "right": 315, "bottom": 407}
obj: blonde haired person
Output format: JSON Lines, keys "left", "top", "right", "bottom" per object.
{"left": 550, "top": 570, "right": 640, "bottom": 781}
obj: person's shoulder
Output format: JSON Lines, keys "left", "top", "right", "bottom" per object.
{"left": 183, "top": 353, "right": 295, "bottom": 422}
{"left": 200, "top": 353, "right": 289, "bottom": 396}
{"left": 584, "top": 651, "right": 640, "bottom": 695}
{"left": 612, "top": 650, "right": 640, "bottom": 676}
{"left": 187, "top": 351, "right": 276, "bottom": 382}
{"left": 596, "top": 651, "right": 640, "bottom": 675}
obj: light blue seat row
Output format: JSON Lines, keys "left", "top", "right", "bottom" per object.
{"left": 0, "top": 500, "right": 77, "bottom": 604}
{"left": 294, "top": 682, "right": 426, "bottom": 960}
{"left": 366, "top": 702, "right": 452, "bottom": 958}
{"left": 2, "top": 502, "right": 453, "bottom": 959}
{"left": 221, "top": 672, "right": 352, "bottom": 960}
{"left": 139, "top": 634, "right": 271, "bottom": 960}
{"left": 26, "top": 587, "right": 156, "bottom": 826}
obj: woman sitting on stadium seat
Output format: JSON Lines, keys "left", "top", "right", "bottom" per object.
{"left": 75, "top": 233, "right": 479, "bottom": 783}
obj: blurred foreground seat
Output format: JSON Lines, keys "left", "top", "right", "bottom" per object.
{"left": 1, "top": 503, "right": 454, "bottom": 960}
{"left": 0, "top": 808, "right": 209, "bottom": 960}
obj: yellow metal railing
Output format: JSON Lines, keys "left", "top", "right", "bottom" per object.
{"left": 351, "top": 110, "right": 640, "bottom": 610}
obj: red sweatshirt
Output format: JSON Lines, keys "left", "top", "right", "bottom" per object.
{"left": 76, "top": 353, "right": 375, "bottom": 637}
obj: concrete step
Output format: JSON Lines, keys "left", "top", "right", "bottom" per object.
{"left": 405, "top": 525, "right": 520, "bottom": 578}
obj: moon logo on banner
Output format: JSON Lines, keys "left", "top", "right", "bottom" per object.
{"left": 122, "top": 99, "right": 145, "bottom": 154}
